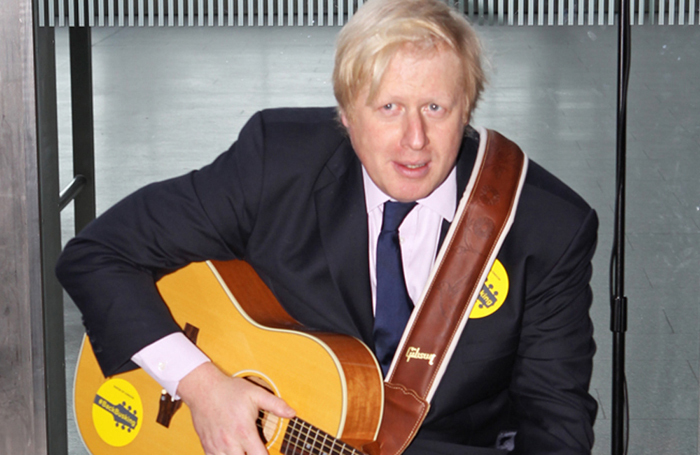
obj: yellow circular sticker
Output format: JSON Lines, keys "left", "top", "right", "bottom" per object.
{"left": 92, "top": 378, "right": 143, "bottom": 447}
{"left": 470, "top": 259, "right": 509, "bottom": 319}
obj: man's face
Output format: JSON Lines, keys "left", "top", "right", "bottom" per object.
{"left": 341, "top": 44, "right": 468, "bottom": 203}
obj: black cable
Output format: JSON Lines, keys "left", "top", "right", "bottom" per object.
{"left": 624, "top": 375, "right": 630, "bottom": 455}
{"left": 611, "top": 1, "right": 632, "bottom": 453}
{"left": 609, "top": 247, "right": 630, "bottom": 455}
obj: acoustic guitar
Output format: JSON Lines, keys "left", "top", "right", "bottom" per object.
{"left": 73, "top": 259, "right": 384, "bottom": 455}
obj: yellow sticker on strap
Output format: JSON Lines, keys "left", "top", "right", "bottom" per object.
{"left": 92, "top": 378, "right": 143, "bottom": 447}
{"left": 470, "top": 259, "right": 509, "bottom": 319}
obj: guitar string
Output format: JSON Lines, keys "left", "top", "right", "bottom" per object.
{"left": 256, "top": 411, "right": 356, "bottom": 455}
{"left": 281, "top": 418, "right": 365, "bottom": 455}
{"left": 283, "top": 416, "right": 339, "bottom": 454}
{"left": 285, "top": 420, "right": 330, "bottom": 455}
{"left": 256, "top": 413, "right": 366, "bottom": 455}
{"left": 288, "top": 419, "right": 328, "bottom": 455}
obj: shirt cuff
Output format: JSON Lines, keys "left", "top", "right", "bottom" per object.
{"left": 131, "top": 332, "right": 210, "bottom": 399}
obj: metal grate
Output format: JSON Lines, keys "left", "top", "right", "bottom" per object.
{"left": 39, "top": 0, "right": 699, "bottom": 27}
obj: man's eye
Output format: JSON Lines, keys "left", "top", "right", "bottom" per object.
{"left": 428, "top": 103, "right": 441, "bottom": 111}
{"left": 382, "top": 103, "right": 395, "bottom": 110}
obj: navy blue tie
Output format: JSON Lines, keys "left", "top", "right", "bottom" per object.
{"left": 373, "top": 201, "right": 417, "bottom": 376}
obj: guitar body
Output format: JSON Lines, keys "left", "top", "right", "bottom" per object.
{"left": 74, "top": 260, "right": 384, "bottom": 455}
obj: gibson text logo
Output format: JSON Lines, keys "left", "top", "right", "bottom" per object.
{"left": 405, "top": 347, "right": 437, "bottom": 365}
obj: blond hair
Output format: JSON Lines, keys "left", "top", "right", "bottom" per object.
{"left": 333, "top": 0, "right": 486, "bottom": 119}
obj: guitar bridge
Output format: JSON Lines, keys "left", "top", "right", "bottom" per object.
{"left": 155, "top": 323, "right": 199, "bottom": 428}
{"left": 156, "top": 391, "right": 182, "bottom": 428}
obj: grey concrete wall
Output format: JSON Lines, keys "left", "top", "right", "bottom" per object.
{"left": 0, "top": 0, "right": 63, "bottom": 453}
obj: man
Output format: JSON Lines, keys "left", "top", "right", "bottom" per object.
{"left": 56, "top": 0, "right": 598, "bottom": 453}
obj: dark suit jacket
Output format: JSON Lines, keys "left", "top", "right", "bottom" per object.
{"left": 56, "top": 107, "right": 598, "bottom": 455}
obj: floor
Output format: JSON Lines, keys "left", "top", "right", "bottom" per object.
{"left": 55, "top": 20, "right": 700, "bottom": 454}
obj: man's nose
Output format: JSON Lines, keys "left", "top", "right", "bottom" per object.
{"left": 400, "top": 111, "right": 428, "bottom": 150}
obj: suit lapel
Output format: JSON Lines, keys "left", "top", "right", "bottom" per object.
{"left": 314, "top": 139, "right": 375, "bottom": 347}
{"left": 456, "top": 127, "right": 481, "bottom": 199}
{"left": 439, "top": 127, "right": 481, "bottom": 249}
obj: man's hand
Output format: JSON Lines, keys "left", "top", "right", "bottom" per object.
{"left": 177, "top": 362, "right": 296, "bottom": 455}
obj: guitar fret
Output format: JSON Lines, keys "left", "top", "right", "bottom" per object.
{"left": 300, "top": 419, "right": 314, "bottom": 454}
{"left": 282, "top": 417, "right": 367, "bottom": 455}
{"left": 331, "top": 438, "right": 343, "bottom": 455}
{"left": 283, "top": 418, "right": 302, "bottom": 455}
{"left": 320, "top": 433, "right": 330, "bottom": 455}
{"left": 299, "top": 419, "right": 321, "bottom": 455}
{"left": 307, "top": 420, "right": 320, "bottom": 454}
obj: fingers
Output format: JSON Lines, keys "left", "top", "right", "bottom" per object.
{"left": 253, "top": 385, "right": 296, "bottom": 419}
{"left": 178, "top": 362, "right": 296, "bottom": 455}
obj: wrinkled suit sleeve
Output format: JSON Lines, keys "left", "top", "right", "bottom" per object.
{"left": 55, "top": 112, "right": 268, "bottom": 376}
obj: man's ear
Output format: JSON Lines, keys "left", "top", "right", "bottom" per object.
{"left": 463, "top": 99, "right": 471, "bottom": 125}
{"left": 339, "top": 109, "right": 350, "bottom": 129}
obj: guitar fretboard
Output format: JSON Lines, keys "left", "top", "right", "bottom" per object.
{"left": 280, "top": 417, "right": 367, "bottom": 455}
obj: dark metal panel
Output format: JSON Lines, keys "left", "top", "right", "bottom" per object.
{"left": 69, "top": 25, "right": 96, "bottom": 234}
{"left": 35, "top": 18, "right": 69, "bottom": 455}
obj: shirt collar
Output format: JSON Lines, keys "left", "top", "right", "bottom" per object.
{"left": 362, "top": 166, "right": 457, "bottom": 222}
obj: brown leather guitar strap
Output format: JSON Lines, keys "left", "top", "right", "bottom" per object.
{"left": 363, "top": 128, "right": 529, "bottom": 455}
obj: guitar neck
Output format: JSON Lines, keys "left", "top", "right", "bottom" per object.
{"left": 281, "top": 417, "right": 367, "bottom": 455}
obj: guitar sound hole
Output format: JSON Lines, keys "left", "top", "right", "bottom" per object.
{"left": 256, "top": 409, "right": 278, "bottom": 444}
{"left": 241, "top": 374, "right": 281, "bottom": 447}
